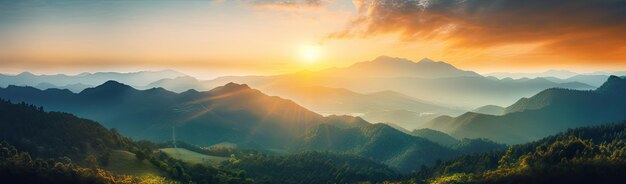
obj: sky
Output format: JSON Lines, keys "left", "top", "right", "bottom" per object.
{"left": 1, "top": 0, "right": 626, "bottom": 79}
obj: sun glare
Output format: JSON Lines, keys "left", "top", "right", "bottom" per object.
{"left": 300, "top": 45, "right": 321, "bottom": 63}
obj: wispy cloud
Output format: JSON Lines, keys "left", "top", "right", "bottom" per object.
{"left": 251, "top": 0, "right": 327, "bottom": 10}
{"left": 328, "top": 0, "right": 626, "bottom": 60}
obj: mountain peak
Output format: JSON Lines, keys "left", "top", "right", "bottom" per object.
{"left": 371, "top": 56, "right": 413, "bottom": 64}
{"left": 80, "top": 80, "right": 135, "bottom": 95}
{"left": 418, "top": 58, "right": 435, "bottom": 63}
{"left": 224, "top": 82, "right": 250, "bottom": 89}
{"left": 101, "top": 80, "right": 131, "bottom": 88}
{"left": 210, "top": 82, "right": 252, "bottom": 94}
{"left": 17, "top": 72, "right": 36, "bottom": 77}
{"left": 596, "top": 75, "right": 626, "bottom": 93}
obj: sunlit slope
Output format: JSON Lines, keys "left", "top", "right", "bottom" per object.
{"left": 296, "top": 123, "right": 458, "bottom": 173}
{"left": 105, "top": 150, "right": 164, "bottom": 177}
{"left": 160, "top": 148, "right": 228, "bottom": 165}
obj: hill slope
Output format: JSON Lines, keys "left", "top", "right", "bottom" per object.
{"left": 0, "top": 99, "right": 135, "bottom": 161}
{"left": 423, "top": 76, "right": 626, "bottom": 144}
{"left": 296, "top": 123, "right": 458, "bottom": 173}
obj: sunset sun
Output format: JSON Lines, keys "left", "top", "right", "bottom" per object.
{"left": 300, "top": 45, "right": 321, "bottom": 63}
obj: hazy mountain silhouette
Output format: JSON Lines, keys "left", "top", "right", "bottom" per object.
{"left": 361, "top": 110, "right": 444, "bottom": 130}
{"left": 422, "top": 76, "right": 626, "bottom": 144}
{"left": 0, "top": 81, "right": 363, "bottom": 150}
{"left": 472, "top": 105, "right": 505, "bottom": 115}
{"left": 34, "top": 82, "right": 93, "bottom": 93}
{"left": 202, "top": 56, "right": 594, "bottom": 107}
{"left": 320, "top": 56, "right": 481, "bottom": 78}
{"left": 0, "top": 70, "right": 185, "bottom": 90}
{"left": 486, "top": 70, "right": 579, "bottom": 79}
{"left": 411, "top": 128, "right": 460, "bottom": 147}
{"left": 145, "top": 75, "right": 461, "bottom": 129}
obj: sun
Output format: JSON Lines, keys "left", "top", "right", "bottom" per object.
{"left": 300, "top": 45, "right": 321, "bottom": 63}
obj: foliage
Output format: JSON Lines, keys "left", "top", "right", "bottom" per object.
{"left": 221, "top": 151, "right": 398, "bottom": 184}
{"left": 0, "top": 141, "right": 175, "bottom": 184}
{"left": 408, "top": 121, "right": 626, "bottom": 183}
{"left": 0, "top": 99, "right": 135, "bottom": 164}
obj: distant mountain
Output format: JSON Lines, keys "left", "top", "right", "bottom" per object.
{"left": 296, "top": 123, "right": 458, "bottom": 173}
{"left": 145, "top": 75, "right": 462, "bottom": 129}
{"left": 321, "top": 56, "right": 481, "bottom": 78}
{"left": 486, "top": 70, "right": 579, "bottom": 79}
{"left": 0, "top": 70, "right": 185, "bottom": 89}
{"left": 422, "top": 76, "right": 626, "bottom": 144}
{"left": 267, "top": 86, "right": 458, "bottom": 116}
{"left": 34, "top": 82, "right": 93, "bottom": 93}
{"left": 202, "top": 57, "right": 594, "bottom": 107}
{"left": 0, "top": 81, "right": 355, "bottom": 150}
{"left": 471, "top": 105, "right": 505, "bottom": 115}
{"left": 411, "top": 129, "right": 506, "bottom": 154}
{"left": 143, "top": 76, "right": 207, "bottom": 92}
{"left": 411, "top": 128, "right": 459, "bottom": 147}
{"left": 543, "top": 74, "right": 611, "bottom": 87}
{"left": 361, "top": 110, "right": 442, "bottom": 130}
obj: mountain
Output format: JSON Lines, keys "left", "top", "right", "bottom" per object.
{"left": 0, "top": 81, "right": 352, "bottom": 150}
{"left": 320, "top": 56, "right": 481, "bottom": 78}
{"left": 471, "top": 105, "right": 505, "bottom": 115}
{"left": 361, "top": 110, "right": 443, "bottom": 130}
{"left": 542, "top": 74, "right": 610, "bottom": 87}
{"left": 296, "top": 123, "right": 458, "bottom": 173}
{"left": 411, "top": 128, "right": 459, "bottom": 147}
{"left": 450, "top": 138, "right": 506, "bottom": 154}
{"left": 145, "top": 75, "right": 462, "bottom": 130}
{"left": 34, "top": 82, "right": 93, "bottom": 93}
{"left": 0, "top": 99, "right": 135, "bottom": 161}
{"left": 143, "top": 76, "right": 207, "bottom": 92}
{"left": 486, "top": 70, "right": 579, "bottom": 79}
{"left": 0, "top": 70, "right": 185, "bottom": 89}
{"left": 265, "top": 86, "right": 459, "bottom": 117}
{"left": 202, "top": 57, "right": 594, "bottom": 107}
{"left": 422, "top": 76, "right": 626, "bottom": 144}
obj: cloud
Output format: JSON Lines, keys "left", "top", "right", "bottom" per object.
{"left": 329, "top": 0, "right": 626, "bottom": 60}
{"left": 252, "top": 0, "right": 327, "bottom": 10}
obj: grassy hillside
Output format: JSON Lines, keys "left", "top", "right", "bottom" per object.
{"left": 160, "top": 148, "right": 228, "bottom": 166}
{"left": 105, "top": 150, "right": 164, "bottom": 177}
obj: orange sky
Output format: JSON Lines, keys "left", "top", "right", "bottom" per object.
{"left": 1, "top": 0, "right": 625, "bottom": 78}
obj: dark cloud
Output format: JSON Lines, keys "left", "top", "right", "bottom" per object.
{"left": 330, "top": 0, "right": 626, "bottom": 60}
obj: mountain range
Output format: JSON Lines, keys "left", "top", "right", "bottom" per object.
{"left": 0, "top": 81, "right": 340, "bottom": 150}
{"left": 0, "top": 70, "right": 185, "bottom": 89}
{"left": 422, "top": 76, "right": 626, "bottom": 144}
{"left": 200, "top": 57, "right": 594, "bottom": 108}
